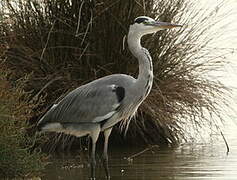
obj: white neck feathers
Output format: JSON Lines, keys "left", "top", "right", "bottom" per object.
{"left": 127, "top": 27, "right": 153, "bottom": 83}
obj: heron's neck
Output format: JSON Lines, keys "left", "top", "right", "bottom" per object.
{"left": 127, "top": 31, "right": 153, "bottom": 86}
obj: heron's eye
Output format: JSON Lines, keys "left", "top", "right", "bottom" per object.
{"left": 143, "top": 21, "right": 150, "bottom": 25}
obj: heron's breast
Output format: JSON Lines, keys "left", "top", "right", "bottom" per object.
{"left": 124, "top": 74, "right": 153, "bottom": 116}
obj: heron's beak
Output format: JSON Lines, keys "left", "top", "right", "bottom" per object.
{"left": 152, "top": 21, "right": 182, "bottom": 29}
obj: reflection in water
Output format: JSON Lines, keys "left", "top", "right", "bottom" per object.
{"left": 42, "top": 123, "right": 237, "bottom": 180}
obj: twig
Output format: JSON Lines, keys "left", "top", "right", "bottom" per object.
{"left": 126, "top": 145, "right": 159, "bottom": 161}
{"left": 32, "top": 76, "right": 62, "bottom": 101}
{"left": 80, "top": 9, "right": 93, "bottom": 45}
{"left": 215, "top": 124, "right": 230, "bottom": 155}
{"left": 220, "top": 130, "right": 230, "bottom": 155}
{"left": 40, "top": 20, "right": 56, "bottom": 61}
{"left": 78, "top": 43, "right": 89, "bottom": 61}
{"left": 75, "top": 0, "right": 85, "bottom": 37}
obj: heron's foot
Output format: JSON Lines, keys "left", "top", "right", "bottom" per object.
{"left": 90, "top": 157, "right": 96, "bottom": 180}
{"left": 102, "top": 156, "right": 110, "bottom": 179}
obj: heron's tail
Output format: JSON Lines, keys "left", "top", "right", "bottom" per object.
{"left": 36, "top": 103, "right": 58, "bottom": 131}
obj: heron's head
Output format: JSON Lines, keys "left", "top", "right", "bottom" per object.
{"left": 129, "top": 16, "right": 182, "bottom": 36}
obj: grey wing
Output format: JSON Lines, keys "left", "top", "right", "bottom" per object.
{"left": 39, "top": 84, "right": 125, "bottom": 125}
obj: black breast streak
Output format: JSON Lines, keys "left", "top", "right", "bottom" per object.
{"left": 137, "top": 96, "right": 143, "bottom": 104}
{"left": 145, "top": 75, "right": 151, "bottom": 88}
{"left": 112, "top": 86, "right": 125, "bottom": 103}
{"left": 147, "top": 55, "right": 152, "bottom": 70}
{"left": 143, "top": 49, "right": 153, "bottom": 70}
{"left": 145, "top": 85, "right": 151, "bottom": 97}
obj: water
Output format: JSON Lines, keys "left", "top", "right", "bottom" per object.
{"left": 41, "top": 123, "right": 237, "bottom": 180}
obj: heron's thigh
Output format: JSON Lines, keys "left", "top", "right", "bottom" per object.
{"left": 62, "top": 123, "right": 101, "bottom": 139}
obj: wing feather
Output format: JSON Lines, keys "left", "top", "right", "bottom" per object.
{"left": 39, "top": 83, "right": 125, "bottom": 125}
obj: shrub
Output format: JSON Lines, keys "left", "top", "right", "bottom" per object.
{"left": 0, "top": 72, "right": 45, "bottom": 178}
{"left": 0, "top": 0, "right": 230, "bottom": 151}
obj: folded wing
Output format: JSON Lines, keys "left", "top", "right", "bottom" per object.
{"left": 38, "top": 84, "right": 125, "bottom": 126}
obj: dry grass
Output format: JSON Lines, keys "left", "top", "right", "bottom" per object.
{"left": 0, "top": 0, "right": 231, "bottom": 151}
{"left": 0, "top": 69, "right": 46, "bottom": 178}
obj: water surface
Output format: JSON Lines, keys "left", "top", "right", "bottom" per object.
{"left": 42, "top": 123, "right": 237, "bottom": 180}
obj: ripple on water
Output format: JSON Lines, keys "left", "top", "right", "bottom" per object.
{"left": 42, "top": 123, "right": 237, "bottom": 180}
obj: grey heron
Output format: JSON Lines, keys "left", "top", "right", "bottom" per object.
{"left": 37, "top": 16, "right": 181, "bottom": 179}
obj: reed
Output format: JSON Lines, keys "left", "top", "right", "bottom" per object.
{"left": 0, "top": 0, "right": 230, "bottom": 152}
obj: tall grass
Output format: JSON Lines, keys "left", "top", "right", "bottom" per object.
{"left": 0, "top": 0, "right": 231, "bottom": 151}
{"left": 0, "top": 71, "right": 45, "bottom": 178}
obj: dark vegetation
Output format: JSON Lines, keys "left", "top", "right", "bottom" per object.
{"left": 0, "top": 72, "right": 45, "bottom": 178}
{"left": 0, "top": 0, "right": 231, "bottom": 176}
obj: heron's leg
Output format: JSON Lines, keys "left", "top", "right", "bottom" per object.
{"left": 90, "top": 129, "right": 100, "bottom": 180}
{"left": 103, "top": 128, "right": 112, "bottom": 179}
{"left": 90, "top": 141, "right": 96, "bottom": 180}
